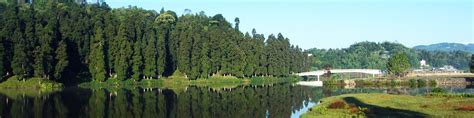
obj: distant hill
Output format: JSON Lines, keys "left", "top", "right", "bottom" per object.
{"left": 413, "top": 43, "right": 474, "bottom": 53}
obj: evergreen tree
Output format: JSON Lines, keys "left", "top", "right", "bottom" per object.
{"left": 143, "top": 29, "right": 157, "bottom": 79}
{"left": 254, "top": 33, "right": 267, "bottom": 76}
{"left": 265, "top": 34, "right": 277, "bottom": 76}
{"left": 0, "top": 3, "right": 311, "bottom": 81}
{"left": 199, "top": 33, "right": 210, "bottom": 78}
{"left": 104, "top": 10, "right": 117, "bottom": 78}
{"left": 54, "top": 40, "right": 68, "bottom": 80}
{"left": 242, "top": 33, "right": 255, "bottom": 77}
{"left": 387, "top": 52, "right": 411, "bottom": 77}
{"left": 0, "top": 38, "right": 5, "bottom": 77}
{"left": 131, "top": 37, "right": 143, "bottom": 80}
{"left": 177, "top": 22, "right": 192, "bottom": 77}
{"left": 89, "top": 22, "right": 107, "bottom": 82}
{"left": 470, "top": 54, "right": 474, "bottom": 73}
{"left": 155, "top": 12, "right": 175, "bottom": 77}
{"left": 12, "top": 29, "right": 31, "bottom": 80}
{"left": 189, "top": 27, "right": 202, "bottom": 80}
{"left": 115, "top": 23, "right": 132, "bottom": 80}
{"left": 34, "top": 19, "right": 55, "bottom": 79}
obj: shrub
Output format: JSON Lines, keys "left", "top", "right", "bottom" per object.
{"left": 328, "top": 100, "right": 347, "bottom": 109}
{"left": 349, "top": 106, "right": 369, "bottom": 116}
{"left": 349, "top": 107, "right": 359, "bottom": 114}
{"left": 456, "top": 105, "right": 474, "bottom": 111}
{"left": 409, "top": 79, "right": 417, "bottom": 88}
{"left": 355, "top": 80, "right": 371, "bottom": 86}
{"left": 429, "top": 80, "right": 437, "bottom": 86}
{"left": 417, "top": 79, "right": 427, "bottom": 87}
{"left": 324, "top": 79, "right": 340, "bottom": 85}
{"left": 390, "top": 79, "right": 397, "bottom": 86}
{"left": 431, "top": 88, "right": 447, "bottom": 93}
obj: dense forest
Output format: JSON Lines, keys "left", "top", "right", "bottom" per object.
{"left": 414, "top": 43, "right": 474, "bottom": 54}
{"left": 308, "top": 41, "right": 472, "bottom": 71}
{"left": 0, "top": 1, "right": 311, "bottom": 83}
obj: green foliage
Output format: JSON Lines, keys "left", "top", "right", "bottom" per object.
{"left": 430, "top": 88, "right": 447, "bottom": 93}
{"left": 303, "top": 93, "right": 474, "bottom": 118}
{"left": 429, "top": 79, "right": 437, "bottom": 86}
{"left": 387, "top": 52, "right": 411, "bottom": 77}
{"left": 409, "top": 79, "right": 417, "bottom": 87}
{"left": 471, "top": 54, "right": 474, "bottom": 73}
{"left": 308, "top": 42, "right": 471, "bottom": 72}
{"left": 89, "top": 21, "right": 107, "bottom": 82}
{"left": 0, "top": 2, "right": 307, "bottom": 85}
{"left": 0, "top": 76, "right": 63, "bottom": 89}
{"left": 131, "top": 38, "right": 143, "bottom": 80}
{"left": 308, "top": 42, "right": 407, "bottom": 70}
{"left": 417, "top": 79, "right": 427, "bottom": 87}
{"left": 413, "top": 43, "right": 474, "bottom": 54}
{"left": 418, "top": 50, "right": 471, "bottom": 71}
{"left": 426, "top": 93, "right": 474, "bottom": 98}
{"left": 143, "top": 30, "right": 157, "bottom": 79}
{"left": 54, "top": 40, "right": 68, "bottom": 80}
{"left": 0, "top": 38, "right": 5, "bottom": 77}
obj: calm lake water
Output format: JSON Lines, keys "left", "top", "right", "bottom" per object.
{"left": 0, "top": 83, "right": 473, "bottom": 118}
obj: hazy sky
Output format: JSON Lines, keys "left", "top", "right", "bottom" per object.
{"left": 102, "top": 0, "right": 473, "bottom": 49}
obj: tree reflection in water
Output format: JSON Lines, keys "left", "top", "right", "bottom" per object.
{"left": 0, "top": 83, "right": 322, "bottom": 118}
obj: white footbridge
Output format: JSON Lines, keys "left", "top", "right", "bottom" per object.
{"left": 296, "top": 69, "right": 383, "bottom": 87}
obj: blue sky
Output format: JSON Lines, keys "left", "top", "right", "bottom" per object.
{"left": 100, "top": 0, "right": 472, "bottom": 49}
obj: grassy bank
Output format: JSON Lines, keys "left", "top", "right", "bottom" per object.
{"left": 301, "top": 93, "right": 474, "bottom": 118}
{"left": 79, "top": 75, "right": 301, "bottom": 90}
{"left": 0, "top": 76, "right": 64, "bottom": 89}
{"left": 0, "top": 76, "right": 64, "bottom": 99}
{"left": 324, "top": 78, "right": 437, "bottom": 88}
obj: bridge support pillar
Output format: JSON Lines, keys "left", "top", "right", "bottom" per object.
{"left": 317, "top": 75, "right": 320, "bottom": 81}
{"left": 372, "top": 74, "right": 375, "bottom": 78}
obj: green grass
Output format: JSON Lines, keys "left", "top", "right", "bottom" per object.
{"left": 0, "top": 76, "right": 63, "bottom": 99}
{"left": 324, "top": 78, "right": 438, "bottom": 88}
{"left": 302, "top": 93, "right": 474, "bottom": 118}
{"left": 0, "top": 76, "right": 64, "bottom": 89}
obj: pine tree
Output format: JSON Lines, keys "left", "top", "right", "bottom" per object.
{"left": 34, "top": 19, "right": 55, "bottom": 79}
{"left": 470, "top": 54, "right": 474, "bottom": 73}
{"left": 253, "top": 33, "right": 267, "bottom": 76}
{"left": 89, "top": 22, "right": 107, "bottom": 82}
{"left": 12, "top": 29, "right": 30, "bottom": 80}
{"left": 115, "top": 23, "right": 132, "bottom": 80}
{"left": 155, "top": 12, "right": 175, "bottom": 77}
{"left": 230, "top": 43, "right": 245, "bottom": 77}
{"left": 242, "top": 32, "right": 255, "bottom": 77}
{"left": 0, "top": 38, "right": 5, "bottom": 77}
{"left": 199, "top": 30, "right": 210, "bottom": 78}
{"left": 104, "top": 11, "right": 117, "bottom": 78}
{"left": 177, "top": 24, "right": 192, "bottom": 77}
{"left": 54, "top": 40, "right": 68, "bottom": 80}
{"left": 189, "top": 28, "right": 202, "bottom": 80}
{"left": 265, "top": 34, "right": 277, "bottom": 76}
{"left": 131, "top": 37, "right": 143, "bottom": 80}
{"left": 387, "top": 52, "right": 411, "bottom": 77}
{"left": 208, "top": 25, "right": 222, "bottom": 75}
{"left": 0, "top": 3, "right": 312, "bottom": 81}
{"left": 143, "top": 29, "right": 157, "bottom": 79}
{"left": 23, "top": 5, "right": 36, "bottom": 78}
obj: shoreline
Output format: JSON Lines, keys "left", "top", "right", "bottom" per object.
{"left": 301, "top": 93, "right": 474, "bottom": 118}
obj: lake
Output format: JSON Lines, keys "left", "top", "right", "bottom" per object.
{"left": 0, "top": 83, "right": 473, "bottom": 118}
